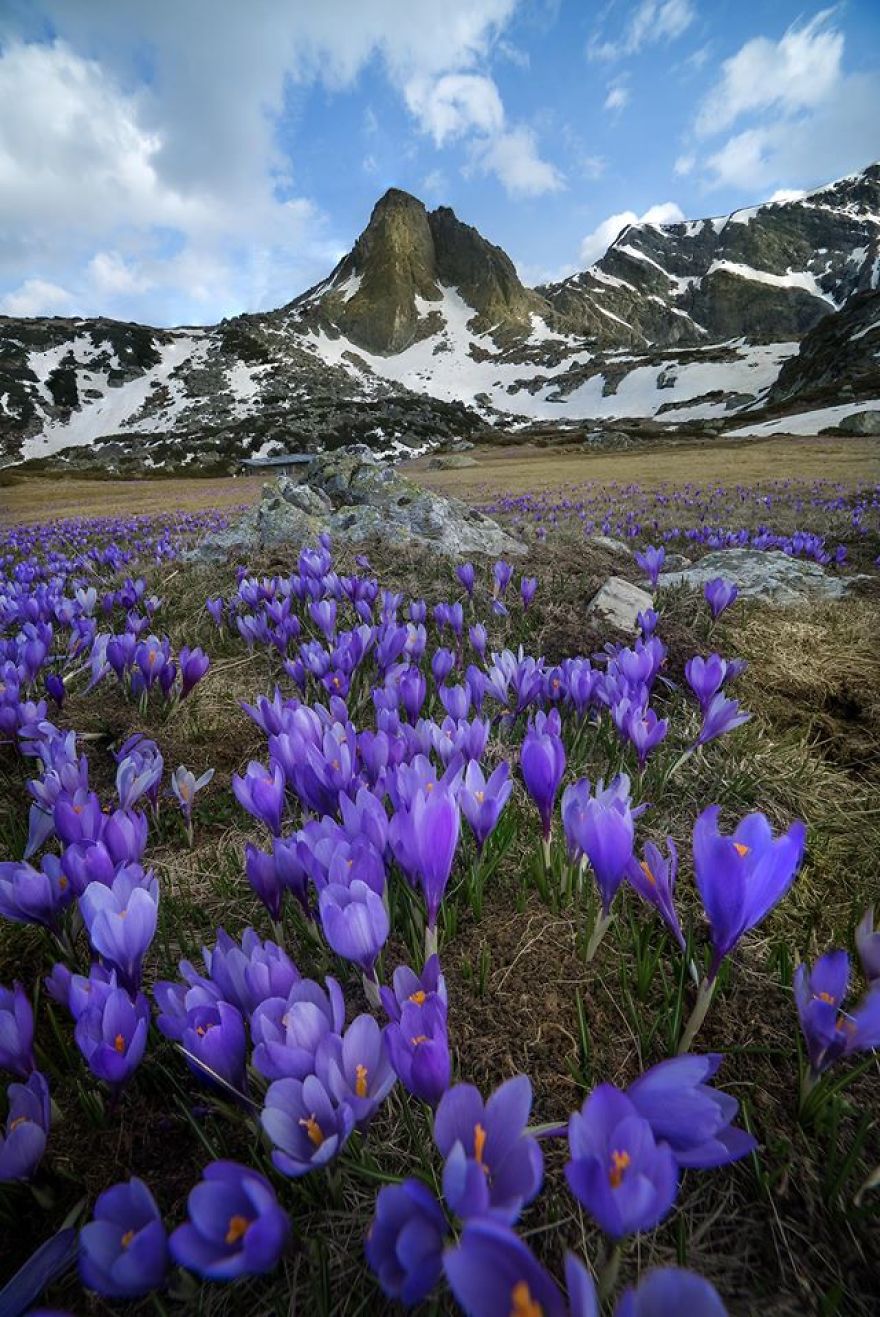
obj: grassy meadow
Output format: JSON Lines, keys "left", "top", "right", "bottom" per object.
{"left": 1, "top": 436, "right": 879, "bottom": 1315}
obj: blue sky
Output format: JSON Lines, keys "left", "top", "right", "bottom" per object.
{"left": 1, "top": 1, "right": 878, "bottom": 325}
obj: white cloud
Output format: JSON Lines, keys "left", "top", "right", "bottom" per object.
{"left": 579, "top": 201, "right": 685, "bottom": 265}
{"left": 674, "top": 153, "right": 695, "bottom": 176}
{"left": 88, "top": 252, "right": 153, "bottom": 297}
{"left": 589, "top": 0, "right": 695, "bottom": 61}
{"left": 688, "top": 12, "right": 879, "bottom": 197}
{"left": 0, "top": 1, "right": 563, "bottom": 322}
{"left": 469, "top": 126, "right": 565, "bottom": 197}
{"left": 695, "top": 10, "right": 843, "bottom": 137}
{"left": 0, "top": 278, "right": 77, "bottom": 316}
{"left": 603, "top": 81, "right": 630, "bottom": 114}
{"left": 404, "top": 73, "right": 504, "bottom": 146}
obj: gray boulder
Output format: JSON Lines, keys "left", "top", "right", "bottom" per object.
{"left": 833, "top": 410, "right": 880, "bottom": 436}
{"left": 586, "top": 577, "right": 654, "bottom": 632}
{"left": 190, "top": 445, "right": 523, "bottom": 562}
{"left": 658, "top": 548, "right": 863, "bottom": 606}
{"left": 426, "top": 454, "right": 479, "bottom": 469}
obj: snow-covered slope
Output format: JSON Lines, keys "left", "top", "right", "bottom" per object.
{"left": 3, "top": 164, "right": 879, "bottom": 471}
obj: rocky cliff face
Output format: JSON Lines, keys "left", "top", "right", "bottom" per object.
{"left": 767, "top": 288, "right": 880, "bottom": 410}
{"left": 540, "top": 165, "right": 880, "bottom": 349}
{"left": 2, "top": 165, "right": 879, "bottom": 472}
{"left": 289, "top": 188, "right": 551, "bottom": 353}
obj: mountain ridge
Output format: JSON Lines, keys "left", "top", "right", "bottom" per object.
{"left": 2, "top": 162, "right": 879, "bottom": 471}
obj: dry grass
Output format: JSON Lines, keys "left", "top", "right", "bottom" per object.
{"left": 405, "top": 433, "right": 880, "bottom": 497}
{"left": 0, "top": 473, "right": 262, "bottom": 526}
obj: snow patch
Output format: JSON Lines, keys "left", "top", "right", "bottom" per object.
{"left": 727, "top": 399, "right": 880, "bottom": 437}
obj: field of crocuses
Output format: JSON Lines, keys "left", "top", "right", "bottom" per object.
{"left": 1, "top": 470, "right": 879, "bottom": 1316}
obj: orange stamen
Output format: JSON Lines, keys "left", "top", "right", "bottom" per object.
{"left": 510, "top": 1280, "right": 544, "bottom": 1317}
{"left": 299, "top": 1113, "right": 325, "bottom": 1147}
{"left": 733, "top": 842, "right": 750, "bottom": 858}
{"left": 113, "top": 1034, "right": 126, "bottom": 1053}
{"left": 225, "top": 1214, "right": 251, "bottom": 1245}
{"left": 355, "top": 1064, "right": 369, "bottom": 1098}
{"left": 409, "top": 990, "right": 427, "bottom": 1005}
{"left": 121, "top": 1229, "right": 135, "bottom": 1249}
{"left": 608, "top": 1149, "right": 631, "bottom": 1189}
{"left": 640, "top": 860, "right": 656, "bottom": 887}
{"left": 474, "top": 1122, "right": 488, "bottom": 1171}
{"left": 410, "top": 1034, "right": 428, "bottom": 1046}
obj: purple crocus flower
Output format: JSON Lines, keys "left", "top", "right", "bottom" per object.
{"left": 0, "top": 982, "right": 35, "bottom": 1077}
{"left": 459, "top": 760, "right": 512, "bottom": 852}
{"left": 520, "top": 576, "right": 538, "bottom": 609}
{"left": 456, "top": 563, "right": 475, "bottom": 596}
{"left": 685, "top": 654, "right": 728, "bottom": 714}
{"left": 493, "top": 561, "right": 514, "bottom": 598}
{"left": 316, "top": 1013, "right": 396, "bottom": 1127}
{"left": 434, "top": 1075, "right": 543, "bottom": 1223}
{"left": 244, "top": 842, "right": 285, "bottom": 921}
{"left": 694, "top": 692, "right": 751, "bottom": 748}
{"left": 79, "top": 1177, "right": 169, "bottom": 1298}
{"left": 637, "top": 607, "right": 659, "bottom": 637}
{"left": 794, "top": 951, "right": 880, "bottom": 1080}
{"left": 393, "top": 786, "right": 461, "bottom": 936}
{"left": 704, "top": 577, "right": 738, "bottom": 619}
{"left": 0, "top": 857, "right": 73, "bottom": 929}
{"left": 47, "top": 961, "right": 118, "bottom": 1020}
{"left": 171, "top": 765, "right": 214, "bottom": 839}
{"left": 521, "top": 721, "right": 566, "bottom": 841}
{"left": 384, "top": 998, "right": 450, "bottom": 1107}
{"left": 616, "top": 1267, "right": 727, "bottom": 1316}
{"left": 365, "top": 1179, "right": 448, "bottom": 1306}
{"left": 432, "top": 647, "right": 456, "bottom": 684}
{"left": 261, "top": 1073, "right": 355, "bottom": 1177}
{"left": 623, "top": 706, "right": 668, "bottom": 769}
{"left": 102, "top": 808, "right": 149, "bottom": 866}
{"left": 0, "top": 1071, "right": 50, "bottom": 1182}
{"left": 855, "top": 909, "right": 880, "bottom": 983}
{"left": 566, "top": 1084, "right": 678, "bottom": 1239}
{"left": 169, "top": 1161, "right": 290, "bottom": 1279}
{"left": 318, "top": 881, "right": 389, "bottom": 974}
{"left": 250, "top": 976, "right": 344, "bottom": 1081}
{"left": 79, "top": 877, "right": 158, "bottom": 993}
{"left": 626, "top": 838, "right": 685, "bottom": 952}
{"left": 561, "top": 778, "right": 635, "bottom": 915}
{"left": 443, "top": 1219, "right": 568, "bottom": 1317}
{"left": 693, "top": 806, "right": 806, "bottom": 979}
{"left": 75, "top": 988, "right": 150, "bottom": 1092}
{"left": 203, "top": 927, "right": 300, "bottom": 1017}
{"left": 46, "top": 672, "right": 66, "bottom": 707}
{"left": 627, "top": 1054, "right": 756, "bottom": 1168}
{"left": 231, "top": 761, "right": 286, "bottom": 836}
{"left": 380, "top": 954, "right": 448, "bottom": 1023}
{"left": 635, "top": 545, "right": 665, "bottom": 587}
{"left": 468, "top": 624, "right": 488, "bottom": 658}
{"left": 180, "top": 1001, "right": 248, "bottom": 1095}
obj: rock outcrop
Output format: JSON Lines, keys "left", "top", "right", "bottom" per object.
{"left": 657, "top": 549, "right": 865, "bottom": 606}
{"left": 190, "top": 448, "right": 524, "bottom": 563}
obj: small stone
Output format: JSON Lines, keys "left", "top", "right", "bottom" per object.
{"left": 587, "top": 535, "right": 633, "bottom": 557}
{"left": 586, "top": 577, "right": 654, "bottom": 632}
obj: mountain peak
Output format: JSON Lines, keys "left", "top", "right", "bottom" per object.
{"left": 291, "top": 189, "right": 547, "bottom": 353}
